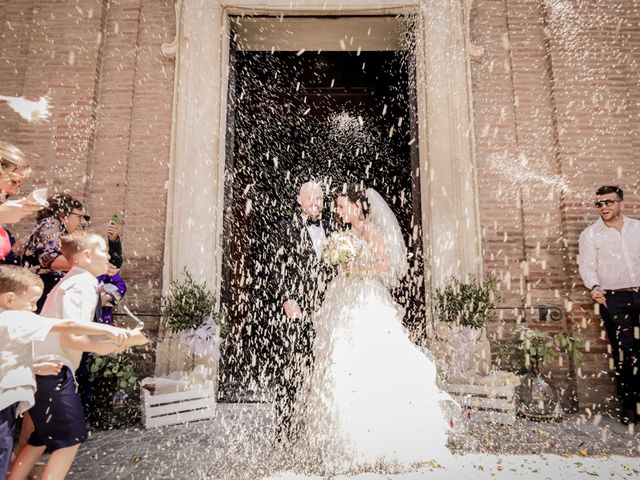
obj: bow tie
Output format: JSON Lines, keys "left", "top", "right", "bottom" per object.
{"left": 306, "top": 217, "right": 323, "bottom": 227}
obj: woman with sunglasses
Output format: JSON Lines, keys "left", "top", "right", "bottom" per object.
{"left": 20, "top": 193, "right": 88, "bottom": 313}
{"left": 0, "top": 141, "right": 44, "bottom": 263}
{"left": 0, "top": 141, "right": 31, "bottom": 199}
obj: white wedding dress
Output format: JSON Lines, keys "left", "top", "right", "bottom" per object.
{"left": 291, "top": 189, "right": 457, "bottom": 474}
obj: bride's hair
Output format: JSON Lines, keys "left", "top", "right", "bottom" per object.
{"left": 342, "top": 183, "right": 370, "bottom": 218}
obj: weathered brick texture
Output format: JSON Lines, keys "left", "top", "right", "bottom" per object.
{"left": 472, "top": 0, "right": 640, "bottom": 410}
{"left": 0, "top": 0, "right": 174, "bottom": 342}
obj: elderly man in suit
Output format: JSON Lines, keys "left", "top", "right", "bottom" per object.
{"left": 273, "top": 180, "right": 332, "bottom": 441}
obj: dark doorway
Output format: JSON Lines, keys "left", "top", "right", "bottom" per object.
{"left": 219, "top": 46, "right": 425, "bottom": 401}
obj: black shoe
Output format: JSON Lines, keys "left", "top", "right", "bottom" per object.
{"left": 620, "top": 408, "right": 637, "bottom": 425}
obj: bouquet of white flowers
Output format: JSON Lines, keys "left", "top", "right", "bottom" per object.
{"left": 322, "top": 230, "right": 364, "bottom": 268}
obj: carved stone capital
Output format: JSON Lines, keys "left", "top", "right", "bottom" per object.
{"left": 161, "top": 0, "right": 182, "bottom": 59}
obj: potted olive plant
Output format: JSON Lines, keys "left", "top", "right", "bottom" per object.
{"left": 433, "top": 275, "right": 498, "bottom": 378}
{"left": 155, "top": 269, "right": 223, "bottom": 379}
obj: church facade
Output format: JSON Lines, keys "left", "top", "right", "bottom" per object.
{"left": 1, "top": 0, "right": 638, "bottom": 410}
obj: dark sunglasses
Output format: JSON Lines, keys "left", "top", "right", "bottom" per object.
{"left": 594, "top": 199, "right": 620, "bottom": 208}
{"left": 69, "top": 212, "right": 91, "bottom": 222}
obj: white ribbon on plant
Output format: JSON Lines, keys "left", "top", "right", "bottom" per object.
{"left": 179, "top": 316, "right": 222, "bottom": 360}
{"left": 449, "top": 325, "right": 482, "bottom": 378}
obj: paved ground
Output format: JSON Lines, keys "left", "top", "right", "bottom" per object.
{"left": 64, "top": 404, "right": 640, "bottom": 480}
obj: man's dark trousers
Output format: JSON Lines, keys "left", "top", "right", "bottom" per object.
{"left": 601, "top": 291, "right": 640, "bottom": 415}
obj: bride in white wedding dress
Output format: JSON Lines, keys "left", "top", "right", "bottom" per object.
{"left": 290, "top": 185, "right": 458, "bottom": 474}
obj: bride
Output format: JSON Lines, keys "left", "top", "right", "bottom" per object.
{"left": 290, "top": 184, "right": 458, "bottom": 474}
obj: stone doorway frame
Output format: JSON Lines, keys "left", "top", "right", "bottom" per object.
{"left": 160, "top": 0, "right": 482, "bottom": 297}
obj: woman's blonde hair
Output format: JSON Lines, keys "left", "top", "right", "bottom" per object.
{"left": 0, "top": 141, "right": 31, "bottom": 173}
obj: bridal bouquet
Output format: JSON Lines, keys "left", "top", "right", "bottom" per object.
{"left": 322, "top": 230, "right": 364, "bottom": 268}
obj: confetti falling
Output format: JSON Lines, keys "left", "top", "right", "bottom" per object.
{"left": 0, "top": 2, "right": 639, "bottom": 479}
{"left": 0, "top": 95, "right": 50, "bottom": 123}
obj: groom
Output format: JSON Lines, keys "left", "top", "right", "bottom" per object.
{"left": 273, "top": 180, "right": 332, "bottom": 441}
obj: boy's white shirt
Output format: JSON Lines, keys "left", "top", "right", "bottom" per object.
{"left": 34, "top": 266, "right": 98, "bottom": 373}
{"left": 0, "top": 308, "right": 59, "bottom": 415}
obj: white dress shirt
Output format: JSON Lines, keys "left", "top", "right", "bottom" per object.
{"left": 0, "top": 309, "right": 58, "bottom": 415}
{"left": 578, "top": 216, "right": 640, "bottom": 290}
{"left": 305, "top": 221, "right": 327, "bottom": 259}
{"left": 34, "top": 266, "right": 99, "bottom": 373}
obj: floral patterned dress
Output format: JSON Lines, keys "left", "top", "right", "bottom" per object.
{"left": 21, "top": 216, "right": 68, "bottom": 312}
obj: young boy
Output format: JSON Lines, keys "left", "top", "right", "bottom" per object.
{"left": 9, "top": 231, "right": 147, "bottom": 480}
{"left": 0, "top": 265, "right": 132, "bottom": 479}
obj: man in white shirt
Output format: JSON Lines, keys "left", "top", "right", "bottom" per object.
{"left": 578, "top": 185, "right": 640, "bottom": 425}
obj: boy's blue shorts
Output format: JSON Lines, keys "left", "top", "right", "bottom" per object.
{"left": 28, "top": 367, "right": 87, "bottom": 451}
{"left": 0, "top": 402, "right": 17, "bottom": 478}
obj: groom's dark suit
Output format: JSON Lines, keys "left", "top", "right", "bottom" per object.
{"left": 272, "top": 213, "right": 333, "bottom": 440}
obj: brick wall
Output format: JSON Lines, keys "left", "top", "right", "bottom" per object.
{"left": 1, "top": 0, "right": 639, "bottom": 407}
{"left": 471, "top": 0, "right": 640, "bottom": 410}
{"left": 0, "top": 0, "right": 174, "bottom": 366}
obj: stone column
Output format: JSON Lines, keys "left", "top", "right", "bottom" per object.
{"left": 157, "top": 0, "right": 227, "bottom": 378}
{"left": 419, "top": 0, "right": 482, "bottom": 288}
{"left": 161, "top": 0, "right": 226, "bottom": 291}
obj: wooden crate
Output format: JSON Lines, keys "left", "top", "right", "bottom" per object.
{"left": 444, "top": 382, "right": 517, "bottom": 425}
{"left": 141, "top": 377, "right": 216, "bottom": 428}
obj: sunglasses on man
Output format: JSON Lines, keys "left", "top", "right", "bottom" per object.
{"left": 594, "top": 199, "right": 620, "bottom": 208}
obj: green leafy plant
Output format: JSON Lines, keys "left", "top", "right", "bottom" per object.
{"left": 499, "top": 325, "right": 583, "bottom": 374}
{"left": 433, "top": 275, "right": 498, "bottom": 329}
{"left": 161, "top": 269, "right": 217, "bottom": 333}
{"left": 553, "top": 332, "right": 583, "bottom": 359}
{"left": 87, "top": 353, "right": 138, "bottom": 390}
{"left": 85, "top": 353, "right": 139, "bottom": 429}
